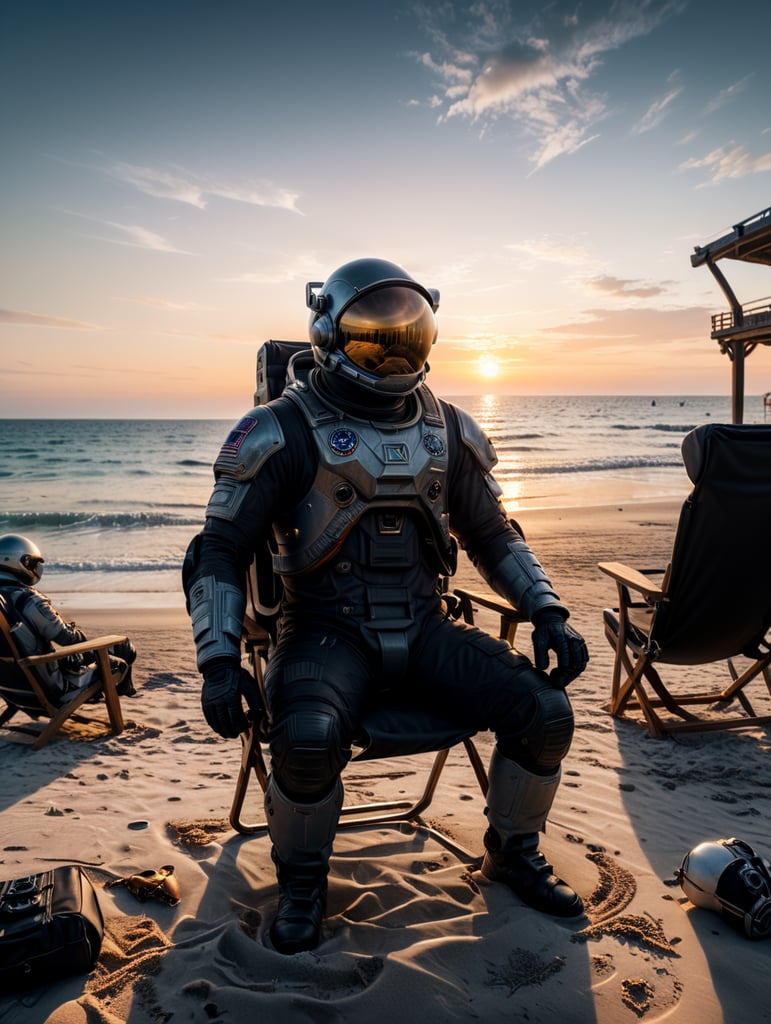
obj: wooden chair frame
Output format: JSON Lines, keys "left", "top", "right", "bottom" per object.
{"left": 599, "top": 560, "right": 771, "bottom": 738}
{"left": 0, "top": 603, "right": 128, "bottom": 750}
{"left": 230, "top": 587, "right": 523, "bottom": 859}
{"left": 598, "top": 424, "right": 771, "bottom": 738}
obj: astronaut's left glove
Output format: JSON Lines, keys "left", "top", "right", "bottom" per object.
{"left": 531, "top": 609, "right": 589, "bottom": 689}
{"left": 201, "top": 660, "right": 264, "bottom": 738}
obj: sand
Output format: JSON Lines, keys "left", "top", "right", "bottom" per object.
{"left": 2, "top": 499, "right": 771, "bottom": 1023}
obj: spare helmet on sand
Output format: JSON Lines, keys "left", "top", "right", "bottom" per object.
{"left": 677, "top": 836, "right": 771, "bottom": 939}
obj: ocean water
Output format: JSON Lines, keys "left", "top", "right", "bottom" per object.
{"left": 0, "top": 393, "right": 766, "bottom": 608}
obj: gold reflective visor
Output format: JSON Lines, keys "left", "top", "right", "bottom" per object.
{"left": 338, "top": 287, "right": 436, "bottom": 377}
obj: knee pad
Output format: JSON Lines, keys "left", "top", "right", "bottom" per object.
{"left": 269, "top": 705, "right": 350, "bottom": 799}
{"left": 499, "top": 683, "right": 574, "bottom": 773}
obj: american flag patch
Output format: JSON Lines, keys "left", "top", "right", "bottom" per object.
{"left": 219, "top": 416, "right": 258, "bottom": 457}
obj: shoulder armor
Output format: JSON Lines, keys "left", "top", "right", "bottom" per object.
{"left": 213, "top": 405, "right": 285, "bottom": 481}
{"left": 452, "top": 404, "right": 498, "bottom": 473}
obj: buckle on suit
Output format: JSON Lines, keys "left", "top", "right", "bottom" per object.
{"left": 376, "top": 513, "right": 404, "bottom": 535}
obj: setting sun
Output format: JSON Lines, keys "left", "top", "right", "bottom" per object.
{"left": 478, "top": 357, "right": 500, "bottom": 378}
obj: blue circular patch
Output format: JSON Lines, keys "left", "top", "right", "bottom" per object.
{"left": 423, "top": 432, "right": 446, "bottom": 457}
{"left": 329, "top": 427, "right": 358, "bottom": 457}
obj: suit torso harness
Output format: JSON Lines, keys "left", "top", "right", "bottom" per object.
{"left": 272, "top": 377, "right": 455, "bottom": 577}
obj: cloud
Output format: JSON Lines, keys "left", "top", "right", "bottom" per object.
{"left": 104, "top": 221, "right": 196, "bottom": 254}
{"left": 126, "top": 296, "right": 212, "bottom": 311}
{"left": 103, "top": 158, "right": 303, "bottom": 214}
{"left": 104, "top": 161, "right": 207, "bottom": 207}
{"left": 541, "top": 304, "right": 708, "bottom": 344}
{"left": 680, "top": 144, "right": 771, "bottom": 184}
{"left": 585, "top": 274, "right": 669, "bottom": 299}
{"left": 413, "top": 0, "right": 686, "bottom": 168}
{"left": 703, "top": 74, "right": 753, "bottom": 116}
{"left": 632, "top": 74, "right": 682, "bottom": 134}
{"left": 0, "top": 309, "right": 102, "bottom": 330}
{"left": 416, "top": 50, "right": 474, "bottom": 86}
{"left": 226, "top": 250, "right": 321, "bottom": 285}
{"left": 506, "top": 236, "right": 597, "bottom": 267}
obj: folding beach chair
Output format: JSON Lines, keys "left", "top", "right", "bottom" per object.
{"left": 230, "top": 571, "right": 525, "bottom": 858}
{"left": 0, "top": 594, "right": 128, "bottom": 749}
{"left": 599, "top": 423, "right": 771, "bottom": 738}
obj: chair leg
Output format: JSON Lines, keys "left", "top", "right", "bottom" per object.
{"left": 27, "top": 653, "right": 127, "bottom": 750}
{"left": 229, "top": 722, "right": 269, "bottom": 834}
{"left": 230, "top": 742, "right": 454, "bottom": 834}
{"left": 603, "top": 616, "right": 639, "bottom": 715}
{"left": 30, "top": 680, "right": 104, "bottom": 750}
{"left": 0, "top": 704, "right": 18, "bottom": 727}
{"left": 463, "top": 737, "right": 489, "bottom": 798}
{"left": 94, "top": 647, "right": 125, "bottom": 737}
{"left": 339, "top": 749, "right": 451, "bottom": 827}
{"left": 229, "top": 725, "right": 488, "bottom": 861}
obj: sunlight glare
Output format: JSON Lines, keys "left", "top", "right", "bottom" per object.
{"left": 478, "top": 357, "right": 500, "bottom": 378}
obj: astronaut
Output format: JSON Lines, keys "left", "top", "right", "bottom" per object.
{"left": 0, "top": 534, "right": 137, "bottom": 701}
{"left": 184, "top": 258, "right": 589, "bottom": 955}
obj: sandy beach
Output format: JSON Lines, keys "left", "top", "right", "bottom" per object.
{"left": 2, "top": 499, "right": 771, "bottom": 1023}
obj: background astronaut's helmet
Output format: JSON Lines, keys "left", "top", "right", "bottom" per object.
{"left": 677, "top": 837, "right": 771, "bottom": 939}
{"left": 0, "top": 534, "right": 45, "bottom": 585}
{"left": 306, "top": 257, "right": 440, "bottom": 396}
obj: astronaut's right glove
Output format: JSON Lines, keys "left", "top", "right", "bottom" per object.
{"left": 201, "top": 660, "right": 264, "bottom": 738}
{"left": 531, "top": 610, "right": 589, "bottom": 689}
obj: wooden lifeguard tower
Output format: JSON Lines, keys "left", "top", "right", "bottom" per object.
{"left": 691, "top": 206, "right": 771, "bottom": 423}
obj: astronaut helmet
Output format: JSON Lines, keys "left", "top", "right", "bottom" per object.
{"left": 306, "top": 257, "right": 439, "bottom": 396}
{"left": 676, "top": 837, "right": 771, "bottom": 939}
{"left": 0, "top": 534, "right": 45, "bottom": 586}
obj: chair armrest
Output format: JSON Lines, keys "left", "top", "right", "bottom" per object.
{"left": 598, "top": 562, "right": 665, "bottom": 601}
{"left": 453, "top": 588, "right": 525, "bottom": 618}
{"left": 452, "top": 587, "right": 526, "bottom": 645}
{"left": 19, "top": 635, "right": 128, "bottom": 668}
{"left": 242, "top": 614, "right": 271, "bottom": 645}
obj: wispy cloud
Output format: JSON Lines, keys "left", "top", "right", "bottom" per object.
{"left": 126, "top": 296, "right": 212, "bottom": 311}
{"left": 103, "top": 158, "right": 303, "bottom": 214}
{"left": 703, "top": 74, "right": 753, "bottom": 116}
{"left": 680, "top": 144, "right": 771, "bottom": 184}
{"left": 505, "top": 236, "right": 596, "bottom": 267}
{"left": 59, "top": 207, "right": 195, "bottom": 254}
{"left": 541, "top": 304, "right": 706, "bottom": 344}
{"left": 226, "top": 250, "right": 321, "bottom": 285}
{"left": 412, "top": 0, "right": 686, "bottom": 169}
{"left": 633, "top": 73, "right": 682, "bottom": 134}
{"left": 0, "top": 309, "right": 102, "bottom": 329}
{"left": 104, "top": 161, "right": 207, "bottom": 208}
{"left": 103, "top": 220, "right": 196, "bottom": 254}
{"left": 585, "top": 274, "right": 669, "bottom": 299}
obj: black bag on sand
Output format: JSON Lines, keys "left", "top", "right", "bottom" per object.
{"left": 0, "top": 866, "right": 104, "bottom": 992}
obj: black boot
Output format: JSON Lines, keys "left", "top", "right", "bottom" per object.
{"left": 270, "top": 850, "right": 327, "bottom": 954}
{"left": 116, "top": 665, "right": 137, "bottom": 697}
{"left": 482, "top": 829, "right": 584, "bottom": 918}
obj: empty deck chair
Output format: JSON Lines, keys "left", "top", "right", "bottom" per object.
{"left": 599, "top": 422, "right": 771, "bottom": 738}
{"left": 0, "top": 594, "right": 128, "bottom": 749}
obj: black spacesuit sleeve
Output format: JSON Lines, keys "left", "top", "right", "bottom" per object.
{"left": 443, "top": 402, "right": 568, "bottom": 621}
{"left": 183, "top": 400, "right": 316, "bottom": 669}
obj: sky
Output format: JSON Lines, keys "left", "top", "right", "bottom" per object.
{"left": 3, "top": 0, "right": 771, "bottom": 418}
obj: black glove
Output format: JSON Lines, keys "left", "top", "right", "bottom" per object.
{"left": 201, "top": 661, "right": 264, "bottom": 738}
{"left": 531, "top": 610, "right": 589, "bottom": 689}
